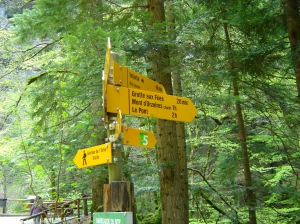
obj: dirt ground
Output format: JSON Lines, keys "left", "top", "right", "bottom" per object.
{"left": 74, "top": 215, "right": 92, "bottom": 224}
{"left": 0, "top": 214, "right": 92, "bottom": 224}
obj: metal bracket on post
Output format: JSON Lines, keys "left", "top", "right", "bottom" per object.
{"left": 109, "top": 123, "right": 115, "bottom": 130}
{"left": 113, "top": 143, "right": 122, "bottom": 148}
{"left": 109, "top": 134, "right": 117, "bottom": 143}
{"left": 113, "top": 157, "right": 123, "bottom": 163}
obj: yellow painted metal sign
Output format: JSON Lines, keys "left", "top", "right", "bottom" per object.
{"left": 122, "top": 126, "right": 157, "bottom": 148}
{"left": 113, "top": 61, "right": 166, "bottom": 94}
{"left": 102, "top": 38, "right": 111, "bottom": 123}
{"left": 73, "top": 143, "right": 112, "bottom": 168}
{"left": 103, "top": 37, "right": 111, "bottom": 94}
{"left": 106, "top": 85, "right": 197, "bottom": 123}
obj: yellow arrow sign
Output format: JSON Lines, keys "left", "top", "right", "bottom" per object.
{"left": 106, "top": 85, "right": 197, "bottom": 122}
{"left": 113, "top": 61, "right": 166, "bottom": 94}
{"left": 73, "top": 143, "right": 112, "bottom": 168}
{"left": 122, "top": 126, "right": 157, "bottom": 148}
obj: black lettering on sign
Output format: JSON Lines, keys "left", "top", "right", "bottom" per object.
{"left": 129, "top": 72, "right": 139, "bottom": 81}
{"left": 146, "top": 94, "right": 153, "bottom": 99}
{"left": 156, "top": 85, "right": 162, "bottom": 92}
{"left": 87, "top": 151, "right": 95, "bottom": 156}
{"left": 182, "top": 99, "right": 188, "bottom": 105}
{"left": 93, "top": 155, "right": 99, "bottom": 160}
{"left": 143, "top": 100, "right": 162, "bottom": 108}
{"left": 132, "top": 91, "right": 145, "bottom": 98}
{"left": 129, "top": 81, "right": 141, "bottom": 89}
{"left": 132, "top": 99, "right": 142, "bottom": 105}
{"left": 139, "top": 108, "right": 148, "bottom": 114}
{"left": 155, "top": 95, "right": 164, "bottom": 101}
{"left": 172, "top": 112, "right": 177, "bottom": 118}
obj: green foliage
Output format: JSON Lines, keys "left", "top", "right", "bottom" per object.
{"left": 137, "top": 206, "right": 162, "bottom": 224}
{"left": 2, "top": 0, "right": 300, "bottom": 223}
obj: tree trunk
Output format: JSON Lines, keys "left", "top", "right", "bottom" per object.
{"left": 148, "top": 0, "right": 186, "bottom": 223}
{"left": 50, "top": 169, "right": 56, "bottom": 200}
{"left": 90, "top": 133, "right": 107, "bottom": 213}
{"left": 90, "top": 174, "right": 106, "bottom": 213}
{"left": 223, "top": 21, "right": 257, "bottom": 224}
{"left": 91, "top": 0, "right": 107, "bottom": 213}
{"left": 90, "top": 81, "right": 107, "bottom": 213}
{"left": 282, "top": 0, "right": 300, "bottom": 103}
{"left": 166, "top": 1, "right": 189, "bottom": 223}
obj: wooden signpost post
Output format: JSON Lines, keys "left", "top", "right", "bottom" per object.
{"left": 73, "top": 38, "right": 197, "bottom": 224}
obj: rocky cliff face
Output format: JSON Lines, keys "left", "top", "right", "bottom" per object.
{"left": 0, "top": 7, "right": 8, "bottom": 28}
{"left": 0, "top": 7, "right": 4, "bottom": 16}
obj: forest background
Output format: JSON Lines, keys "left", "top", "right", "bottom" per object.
{"left": 1, "top": 0, "right": 300, "bottom": 224}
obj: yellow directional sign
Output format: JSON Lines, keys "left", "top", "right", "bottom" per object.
{"left": 122, "top": 126, "right": 157, "bottom": 148}
{"left": 103, "top": 37, "right": 111, "bottom": 95}
{"left": 113, "top": 61, "right": 166, "bottom": 94}
{"left": 73, "top": 143, "right": 112, "bottom": 168}
{"left": 106, "top": 85, "right": 197, "bottom": 123}
{"left": 102, "top": 38, "right": 111, "bottom": 124}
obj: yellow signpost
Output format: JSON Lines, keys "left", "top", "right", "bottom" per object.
{"left": 106, "top": 85, "right": 197, "bottom": 123}
{"left": 113, "top": 61, "right": 166, "bottom": 94}
{"left": 73, "top": 143, "right": 112, "bottom": 169}
{"left": 122, "top": 126, "right": 157, "bottom": 149}
{"left": 73, "top": 38, "right": 197, "bottom": 219}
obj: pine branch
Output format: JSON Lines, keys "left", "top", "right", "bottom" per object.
{"left": 188, "top": 167, "right": 240, "bottom": 222}
{"left": 16, "top": 40, "right": 57, "bottom": 53}
{"left": 210, "top": 116, "right": 231, "bottom": 132}
{"left": 22, "top": 37, "right": 63, "bottom": 63}
{"left": 49, "top": 102, "right": 93, "bottom": 129}
{"left": 0, "top": 65, "right": 20, "bottom": 80}
{"left": 105, "top": 0, "right": 148, "bottom": 10}
{"left": 210, "top": 116, "right": 231, "bottom": 125}
{"left": 20, "top": 0, "right": 35, "bottom": 10}
{"left": 27, "top": 70, "right": 79, "bottom": 85}
{"left": 3, "top": 70, "right": 79, "bottom": 125}
{"left": 0, "top": 38, "right": 63, "bottom": 81}
{"left": 192, "top": 189, "right": 241, "bottom": 223}
{"left": 198, "top": 190, "right": 227, "bottom": 216}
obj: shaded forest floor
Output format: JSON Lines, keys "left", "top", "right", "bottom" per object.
{"left": 74, "top": 215, "right": 91, "bottom": 224}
